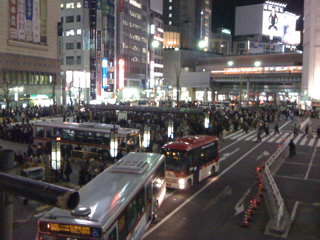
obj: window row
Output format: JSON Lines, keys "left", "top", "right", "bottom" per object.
{"left": 66, "top": 56, "right": 82, "bottom": 65}
{"left": 2, "top": 71, "right": 55, "bottom": 85}
{"left": 66, "top": 29, "right": 82, "bottom": 36}
{"left": 63, "top": 15, "right": 81, "bottom": 23}
{"left": 61, "top": 2, "right": 82, "bottom": 10}
{"left": 66, "top": 42, "right": 82, "bottom": 50}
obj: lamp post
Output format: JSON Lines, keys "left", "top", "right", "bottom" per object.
{"left": 204, "top": 111, "right": 210, "bottom": 129}
{"left": 143, "top": 125, "right": 150, "bottom": 150}
{"left": 166, "top": 40, "right": 207, "bottom": 107}
{"left": 51, "top": 136, "right": 61, "bottom": 182}
{"left": 110, "top": 126, "right": 118, "bottom": 160}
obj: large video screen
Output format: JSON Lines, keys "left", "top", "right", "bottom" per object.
{"left": 262, "top": 5, "right": 299, "bottom": 44}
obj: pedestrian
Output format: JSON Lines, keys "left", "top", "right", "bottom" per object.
{"left": 116, "top": 148, "right": 124, "bottom": 161}
{"left": 307, "top": 125, "right": 313, "bottom": 138}
{"left": 317, "top": 125, "right": 320, "bottom": 138}
{"left": 293, "top": 124, "right": 298, "bottom": 137}
{"left": 273, "top": 123, "right": 280, "bottom": 135}
{"left": 27, "top": 145, "right": 34, "bottom": 157}
{"left": 221, "top": 128, "right": 227, "bottom": 141}
{"left": 256, "top": 128, "right": 262, "bottom": 142}
{"left": 305, "top": 124, "right": 309, "bottom": 136}
{"left": 265, "top": 123, "right": 270, "bottom": 137}
{"left": 78, "top": 165, "right": 88, "bottom": 188}
{"left": 64, "top": 158, "right": 73, "bottom": 182}
{"left": 289, "top": 139, "right": 296, "bottom": 157}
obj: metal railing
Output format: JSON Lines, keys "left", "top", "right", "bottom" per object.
{"left": 70, "top": 150, "right": 101, "bottom": 162}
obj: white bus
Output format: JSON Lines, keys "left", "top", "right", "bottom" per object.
{"left": 37, "top": 152, "right": 166, "bottom": 240}
{"left": 32, "top": 121, "right": 141, "bottom": 153}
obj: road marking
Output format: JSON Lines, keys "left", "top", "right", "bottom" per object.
{"left": 275, "top": 132, "right": 290, "bottom": 143}
{"left": 203, "top": 186, "right": 232, "bottom": 211}
{"left": 305, "top": 147, "right": 317, "bottom": 180}
{"left": 274, "top": 175, "right": 320, "bottom": 183}
{"left": 300, "top": 136, "right": 308, "bottom": 146}
{"left": 225, "top": 131, "right": 243, "bottom": 139}
{"left": 143, "top": 140, "right": 264, "bottom": 238}
{"left": 237, "top": 131, "right": 256, "bottom": 140}
{"left": 267, "top": 133, "right": 282, "bottom": 143}
{"left": 220, "top": 148, "right": 240, "bottom": 162}
{"left": 308, "top": 138, "right": 316, "bottom": 146}
{"left": 245, "top": 133, "right": 257, "bottom": 141}
{"left": 36, "top": 205, "right": 51, "bottom": 212}
{"left": 293, "top": 134, "right": 303, "bottom": 145}
{"left": 230, "top": 132, "right": 246, "bottom": 139}
{"left": 164, "top": 190, "right": 176, "bottom": 200}
{"left": 279, "top": 120, "right": 292, "bottom": 130}
{"left": 290, "top": 201, "right": 300, "bottom": 221}
{"left": 234, "top": 187, "right": 251, "bottom": 216}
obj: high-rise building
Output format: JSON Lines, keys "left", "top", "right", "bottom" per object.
{"left": 61, "top": 0, "right": 150, "bottom": 104}
{"left": 195, "top": 0, "right": 212, "bottom": 51}
{"left": 0, "top": 0, "right": 61, "bottom": 107}
{"left": 302, "top": 0, "right": 320, "bottom": 108}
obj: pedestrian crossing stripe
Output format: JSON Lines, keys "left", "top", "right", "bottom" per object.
{"left": 225, "top": 131, "right": 320, "bottom": 147}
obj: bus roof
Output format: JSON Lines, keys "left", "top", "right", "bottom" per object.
{"left": 38, "top": 152, "right": 165, "bottom": 231}
{"left": 161, "top": 135, "right": 218, "bottom": 151}
{"left": 32, "top": 121, "right": 139, "bottom": 135}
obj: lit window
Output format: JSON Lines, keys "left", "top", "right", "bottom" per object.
{"left": 66, "top": 3, "right": 74, "bottom": 9}
{"left": 169, "top": 6, "right": 172, "bottom": 10}
{"left": 169, "top": 13, "right": 172, "bottom": 18}
{"left": 61, "top": 3, "right": 64, "bottom": 10}
{"left": 66, "top": 30, "right": 75, "bottom": 36}
{"left": 76, "top": 2, "right": 81, "bottom": 8}
{"left": 169, "top": 21, "right": 172, "bottom": 25}
{"left": 76, "top": 29, "right": 82, "bottom": 35}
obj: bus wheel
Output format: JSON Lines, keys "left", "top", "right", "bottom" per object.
{"left": 210, "top": 167, "right": 216, "bottom": 177}
{"left": 152, "top": 201, "right": 159, "bottom": 222}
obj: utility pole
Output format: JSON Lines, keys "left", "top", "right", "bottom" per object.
{"left": 239, "top": 74, "right": 242, "bottom": 109}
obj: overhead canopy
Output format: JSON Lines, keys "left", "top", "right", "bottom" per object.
{"left": 84, "top": 104, "right": 205, "bottom": 115}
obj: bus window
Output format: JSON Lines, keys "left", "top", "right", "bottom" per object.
{"left": 165, "top": 151, "right": 186, "bottom": 172}
{"left": 186, "top": 153, "right": 193, "bottom": 174}
{"left": 152, "top": 161, "right": 165, "bottom": 194}
{"left": 137, "top": 188, "right": 145, "bottom": 219}
{"left": 76, "top": 130, "right": 84, "bottom": 142}
{"left": 107, "top": 227, "right": 117, "bottom": 240}
{"left": 118, "top": 214, "right": 127, "bottom": 240}
{"left": 193, "top": 148, "right": 201, "bottom": 166}
{"left": 46, "top": 127, "right": 52, "bottom": 138}
{"left": 36, "top": 126, "right": 44, "bottom": 138}
{"left": 84, "top": 131, "right": 95, "bottom": 143}
{"left": 126, "top": 199, "right": 138, "bottom": 233}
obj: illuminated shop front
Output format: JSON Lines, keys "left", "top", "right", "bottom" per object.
{"left": 65, "top": 71, "right": 90, "bottom": 105}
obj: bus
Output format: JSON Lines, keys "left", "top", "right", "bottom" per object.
{"left": 161, "top": 135, "right": 219, "bottom": 190}
{"left": 37, "top": 152, "right": 166, "bottom": 240}
{"left": 32, "top": 121, "right": 141, "bottom": 153}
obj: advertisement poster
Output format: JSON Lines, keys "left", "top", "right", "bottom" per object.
{"left": 33, "top": 0, "right": 40, "bottom": 43}
{"left": 96, "top": 52, "right": 102, "bottom": 96}
{"left": 40, "top": 0, "right": 47, "bottom": 43}
{"left": 9, "top": 0, "right": 17, "bottom": 39}
{"left": 17, "top": 0, "right": 26, "bottom": 40}
{"left": 25, "top": 0, "right": 33, "bottom": 42}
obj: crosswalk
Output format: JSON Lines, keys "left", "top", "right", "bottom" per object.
{"left": 225, "top": 130, "right": 320, "bottom": 147}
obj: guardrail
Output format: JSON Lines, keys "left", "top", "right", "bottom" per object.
{"left": 70, "top": 150, "right": 101, "bottom": 162}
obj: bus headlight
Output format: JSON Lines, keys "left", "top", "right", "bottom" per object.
{"left": 179, "top": 179, "right": 185, "bottom": 189}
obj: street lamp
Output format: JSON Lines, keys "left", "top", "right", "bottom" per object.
{"left": 204, "top": 111, "right": 210, "bottom": 129}
{"left": 110, "top": 126, "right": 118, "bottom": 158}
{"left": 143, "top": 125, "right": 150, "bottom": 149}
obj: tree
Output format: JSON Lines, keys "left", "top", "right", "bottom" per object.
{"left": 0, "top": 74, "right": 13, "bottom": 117}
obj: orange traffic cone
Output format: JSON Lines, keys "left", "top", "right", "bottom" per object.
{"left": 261, "top": 160, "right": 266, "bottom": 169}
{"left": 252, "top": 198, "right": 257, "bottom": 210}
{"left": 256, "top": 194, "right": 261, "bottom": 205}
{"left": 246, "top": 210, "right": 252, "bottom": 221}
{"left": 258, "top": 188, "right": 263, "bottom": 197}
{"left": 242, "top": 214, "right": 249, "bottom": 227}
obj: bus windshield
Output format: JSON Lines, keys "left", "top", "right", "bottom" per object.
{"left": 163, "top": 150, "right": 187, "bottom": 172}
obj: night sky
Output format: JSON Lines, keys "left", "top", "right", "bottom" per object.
{"left": 211, "top": 0, "right": 304, "bottom": 34}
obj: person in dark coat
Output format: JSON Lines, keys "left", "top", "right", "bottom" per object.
{"left": 289, "top": 139, "right": 296, "bottom": 157}
{"left": 116, "top": 149, "right": 124, "bottom": 161}
{"left": 78, "top": 165, "right": 88, "bottom": 187}
{"left": 27, "top": 145, "right": 34, "bottom": 157}
{"left": 64, "top": 159, "right": 73, "bottom": 182}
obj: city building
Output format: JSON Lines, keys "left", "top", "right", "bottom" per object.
{"left": 209, "top": 28, "right": 232, "bottom": 55}
{"left": 302, "top": 0, "right": 320, "bottom": 110}
{"left": 0, "top": 0, "right": 61, "bottom": 108}
{"left": 60, "top": 0, "right": 150, "bottom": 104}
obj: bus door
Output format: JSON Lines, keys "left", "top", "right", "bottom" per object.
{"left": 191, "top": 149, "right": 200, "bottom": 183}
{"left": 145, "top": 178, "right": 153, "bottom": 224}
{"left": 106, "top": 223, "right": 117, "bottom": 240}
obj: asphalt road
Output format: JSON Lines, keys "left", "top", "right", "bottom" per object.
{"left": 5, "top": 116, "right": 320, "bottom": 240}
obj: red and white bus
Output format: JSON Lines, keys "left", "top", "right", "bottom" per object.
{"left": 161, "top": 135, "right": 219, "bottom": 189}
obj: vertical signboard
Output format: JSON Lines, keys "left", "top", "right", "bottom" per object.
{"left": 40, "top": 0, "right": 47, "bottom": 43}
{"left": 102, "top": 58, "right": 108, "bottom": 88}
{"left": 33, "top": 0, "right": 40, "bottom": 43}
{"left": 119, "top": 59, "right": 125, "bottom": 90}
{"left": 9, "top": 0, "right": 18, "bottom": 39}
{"left": 25, "top": 0, "right": 33, "bottom": 41}
{"left": 150, "top": 61, "right": 154, "bottom": 89}
{"left": 17, "top": 0, "right": 26, "bottom": 40}
{"left": 96, "top": 52, "right": 102, "bottom": 96}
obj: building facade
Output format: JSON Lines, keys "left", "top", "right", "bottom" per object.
{"left": 302, "top": 0, "right": 320, "bottom": 109}
{"left": 0, "top": 0, "right": 61, "bottom": 107}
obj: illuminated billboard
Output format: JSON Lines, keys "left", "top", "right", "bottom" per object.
{"left": 119, "top": 59, "right": 125, "bottom": 90}
{"left": 102, "top": 58, "right": 108, "bottom": 89}
{"left": 262, "top": 5, "right": 300, "bottom": 44}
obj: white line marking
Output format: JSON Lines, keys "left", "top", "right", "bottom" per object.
{"left": 279, "top": 120, "right": 292, "bottom": 130}
{"left": 305, "top": 147, "right": 317, "bottom": 180}
{"left": 245, "top": 133, "right": 257, "bottom": 141}
{"left": 225, "top": 131, "right": 243, "bottom": 139}
{"left": 275, "top": 132, "right": 290, "bottom": 143}
{"left": 143, "top": 140, "right": 264, "bottom": 238}
{"left": 300, "top": 136, "right": 308, "bottom": 146}
{"left": 237, "top": 131, "right": 256, "bottom": 140}
{"left": 274, "top": 175, "right": 320, "bottom": 183}
{"left": 33, "top": 211, "right": 48, "bottom": 218}
{"left": 293, "top": 134, "right": 303, "bottom": 145}
{"left": 220, "top": 148, "right": 240, "bottom": 162}
{"left": 290, "top": 201, "right": 300, "bottom": 221}
{"left": 234, "top": 187, "right": 251, "bottom": 216}
{"left": 308, "top": 138, "right": 316, "bottom": 146}
{"left": 229, "top": 132, "right": 245, "bottom": 139}
{"left": 267, "top": 133, "right": 282, "bottom": 143}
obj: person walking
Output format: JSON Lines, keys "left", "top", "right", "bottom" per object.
{"left": 307, "top": 125, "right": 313, "bottom": 138}
{"left": 78, "top": 165, "right": 88, "bottom": 188}
{"left": 289, "top": 139, "right": 296, "bottom": 157}
{"left": 317, "top": 125, "right": 320, "bottom": 139}
{"left": 305, "top": 123, "right": 309, "bottom": 136}
{"left": 293, "top": 124, "right": 298, "bottom": 137}
{"left": 265, "top": 123, "right": 270, "bottom": 137}
{"left": 256, "top": 128, "right": 262, "bottom": 143}
{"left": 64, "top": 158, "right": 73, "bottom": 182}
{"left": 273, "top": 123, "right": 280, "bottom": 135}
